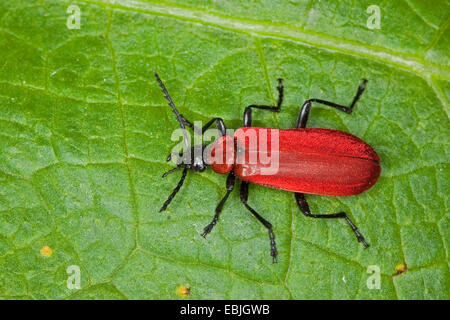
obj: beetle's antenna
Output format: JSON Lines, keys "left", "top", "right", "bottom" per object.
{"left": 154, "top": 72, "right": 190, "bottom": 150}
{"left": 162, "top": 166, "right": 181, "bottom": 178}
{"left": 159, "top": 167, "right": 188, "bottom": 212}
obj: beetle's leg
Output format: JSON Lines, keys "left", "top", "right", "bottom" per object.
{"left": 295, "top": 193, "right": 369, "bottom": 247}
{"left": 201, "top": 172, "right": 235, "bottom": 237}
{"left": 297, "top": 79, "right": 367, "bottom": 128}
{"left": 177, "top": 115, "right": 226, "bottom": 136}
{"left": 166, "top": 117, "right": 226, "bottom": 162}
{"left": 240, "top": 182, "right": 278, "bottom": 262}
{"left": 178, "top": 114, "right": 195, "bottom": 131}
{"left": 159, "top": 167, "right": 188, "bottom": 212}
{"left": 201, "top": 118, "right": 227, "bottom": 136}
{"left": 243, "top": 78, "right": 283, "bottom": 127}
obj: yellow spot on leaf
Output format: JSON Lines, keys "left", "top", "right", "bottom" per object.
{"left": 394, "top": 263, "right": 407, "bottom": 275}
{"left": 176, "top": 284, "right": 190, "bottom": 298}
{"left": 40, "top": 245, "right": 52, "bottom": 257}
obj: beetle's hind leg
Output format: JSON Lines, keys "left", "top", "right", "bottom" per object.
{"left": 297, "top": 79, "right": 367, "bottom": 128}
{"left": 295, "top": 193, "right": 369, "bottom": 248}
{"left": 240, "top": 182, "right": 278, "bottom": 262}
{"left": 243, "top": 78, "right": 283, "bottom": 127}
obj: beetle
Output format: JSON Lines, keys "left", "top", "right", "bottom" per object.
{"left": 154, "top": 72, "right": 380, "bottom": 263}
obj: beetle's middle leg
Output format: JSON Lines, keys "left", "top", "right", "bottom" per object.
{"left": 297, "top": 79, "right": 367, "bottom": 128}
{"left": 243, "top": 78, "right": 283, "bottom": 126}
{"left": 295, "top": 193, "right": 369, "bottom": 247}
{"left": 240, "top": 181, "right": 278, "bottom": 263}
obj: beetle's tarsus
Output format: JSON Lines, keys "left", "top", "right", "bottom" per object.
{"left": 271, "top": 247, "right": 278, "bottom": 263}
{"left": 350, "top": 219, "right": 370, "bottom": 248}
{"left": 269, "top": 230, "right": 278, "bottom": 263}
{"left": 355, "top": 79, "right": 368, "bottom": 98}
{"left": 359, "top": 236, "right": 370, "bottom": 248}
{"left": 277, "top": 78, "right": 283, "bottom": 90}
{"left": 201, "top": 223, "right": 214, "bottom": 238}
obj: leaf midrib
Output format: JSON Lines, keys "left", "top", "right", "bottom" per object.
{"left": 83, "top": 0, "right": 450, "bottom": 80}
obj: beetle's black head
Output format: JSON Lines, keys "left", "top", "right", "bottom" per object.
{"left": 171, "top": 144, "right": 209, "bottom": 173}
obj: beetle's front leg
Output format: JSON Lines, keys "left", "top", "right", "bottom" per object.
{"left": 295, "top": 193, "right": 369, "bottom": 247}
{"left": 166, "top": 116, "right": 227, "bottom": 162}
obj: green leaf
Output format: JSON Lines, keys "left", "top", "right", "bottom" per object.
{"left": 0, "top": 0, "right": 448, "bottom": 300}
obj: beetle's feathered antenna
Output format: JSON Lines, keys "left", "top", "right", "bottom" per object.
{"left": 159, "top": 167, "right": 188, "bottom": 212}
{"left": 154, "top": 72, "right": 190, "bottom": 150}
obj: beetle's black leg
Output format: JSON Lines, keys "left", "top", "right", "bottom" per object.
{"left": 166, "top": 117, "right": 226, "bottom": 162}
{"left": 297, "top": 79, "right": 367, "bottom": 128}
{"left": 160, "top": 167, "right": 188, "bottom": 212}
{"left": 161, "top": 166, "right": 181, "bottom": 177}
{"left": 177, "top": 115, "right": 226, "bottom": 136}
{"left": 243, "top": 78, "right": 283, "bottom": 127}
{"left": 201, "top": 118, "right": 227, "bottom": 136}
{"left": 201, "top": 172, "right": 235, "bottom": 237}
{"left": 178, "top": 114, "right": 199, "bottom": 133}
{"left": 294, "top": 193, "right": 369, "bottom": 247}
{"left": 240, "top": 181, "right": 278, "bottom": 262}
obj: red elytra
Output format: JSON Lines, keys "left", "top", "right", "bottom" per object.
{"left": 209, "top": 127, "right": 380, "bottom": 196}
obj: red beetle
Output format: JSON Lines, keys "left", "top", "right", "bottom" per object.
{"left": 155, "top": 73, "right": 380, "bottom": 262}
